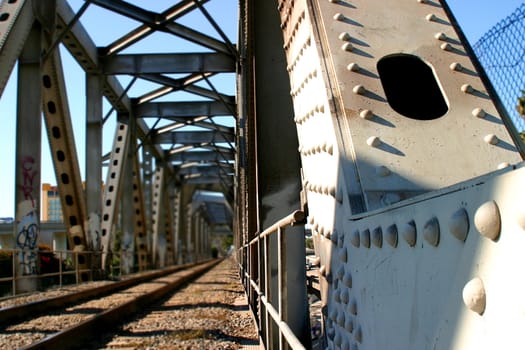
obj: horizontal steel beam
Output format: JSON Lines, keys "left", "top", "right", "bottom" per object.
{"left": 167, "top": 150, "right": 234, "bottom": 162}
{"left": 178, "top": 165, "right": 233, "bottom": 177}
{"left": 135, "top": 101, "right": 234, "bottom": 118}
{"left": 90, "top": 0, "right": 231, "bottom": 54}
{"left": 101, "top": 53, "right": 235, "bottom": 74}
{"left": 184, "top": 175, "right": 233, "bottom": 185}
{"left": 152, "top": 130, "right": 234, "bottom": 145}
{"left": 102, "top": 0, "right": 211, "bottom": 55}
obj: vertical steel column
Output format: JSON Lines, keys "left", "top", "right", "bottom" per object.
{"left": 132, "top": 151, "right": 148, "bottom": 271}
{"left": 164, "top": 181, "right": 175, "bottom": 266}
{"left": 100, "top": 119, "right": 129, "bottom": 270}
{"left": 151, "top": 166, "right": 165, "bottom": 267}
{"left": 249, "top": 0, "right": 311, "bottom": 347}
{"left": 141, "top": 146, "right": 153, "bottom": 258}
{"left": 173, "top": 188, "right": 181, "bottom": 264}
{"left": 85, "top": 73, "right": 103, "bottom": 254}
{"left": 185, "top": 203, "right": 193, "bottom": 263}
{"left": 120, "top": 119, "right": 136, "bottom": 274}
{"left": 14, "top": 22, "right": 42, "bottom": 293}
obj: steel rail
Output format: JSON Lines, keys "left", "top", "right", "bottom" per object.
{"left": 16, "top": 259, "right": 220, "bottom": 350}
{"left": 0, "top": 259, "right": 216, "bottom": 327}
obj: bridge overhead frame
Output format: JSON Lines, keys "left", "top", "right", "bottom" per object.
{"left": 0, "top": 0, "right": 239, "bottom": 284}
{"left": 4, "top": 0, "right": 525, "bottom": 349}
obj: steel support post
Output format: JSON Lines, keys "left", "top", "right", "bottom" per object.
{"left": 250, "top": 0, "right": 311, "bottom": 347}
{"left": 120, "top": 119, "right": 136, "bottom": 274}
{"left": 14, "top": 22, "right": 42, "bottom": 293}
{"left": 141, "top": 145, "right": 154, "bottom": 259}
{"left": 151, "top": 166, "right": 165, "bottom": 267}
{"left": 86, "top": 73, "right": 103, "bottom": 254}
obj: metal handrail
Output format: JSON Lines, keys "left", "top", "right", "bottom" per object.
{"left": 240, "top": 210, "right": 307, "bottom": 350}
{"left": 0, "top": 248, "right": 133, "bottom": 299}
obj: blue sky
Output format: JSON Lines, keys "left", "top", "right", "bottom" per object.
{"left": 0, "top": 0, "right": 523, "bottom": 218}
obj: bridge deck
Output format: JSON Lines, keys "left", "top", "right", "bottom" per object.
{"left": 99, "top": 257, "right": 260, "bottom": 349}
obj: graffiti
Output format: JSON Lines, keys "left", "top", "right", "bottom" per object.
{"left": 16, "top": 205, "right": 39, "bottom": 275}
{"left": 18, "top": 156, "right": 37, "bottom": 207}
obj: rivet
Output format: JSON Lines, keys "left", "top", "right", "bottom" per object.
{"left": 376, "top": 165, "right": 390, "bottom": 177}
{"left": 329, "top": 0, "right": 339, "bottom": 3}
{"left": 448, "top": 208, "right": 469, "bottom": 241}
{"left": 337, "top": 311, "right": 346, "bottom": 327}
{"left": 450, "top": 62, "right": 463, "bottom": 71}
{"left": 334, "top": 289, "right": 341, "bottom": 302}
{"left": 327, "top": 326, "right": 335, "bottom": 340}
{"left": 331, "top": 229, "right": 339, "bottom": 243}
{"left": 329, "top": 186, "right": 337, "bottom": 198}
{"left": 339, "top": 248, "right": 348, "bottom": 263}
{"left": 343, "top": 272, "right": 352, "bottom": 288}
{"left": 335, "top": 332, "right": 343, "bottom": 346}
{"left": 402, "top": 220, "right": 417, "bottom": 247}
{"left": 351, "top": 230, "right": 360, "bottom": 247}
{"left": 384, "top": 224, "right": 398, "bottom": 247}
{"left": 434, "top": 32, "right": 447, "bottom": 40}
{"left": 372, "top": 227, "right": 382, "bottom": 248}
{"left": 426, "top": 13, "right": 437, "bottom": 21}
{"left": 474, "top": 200, "right": 501, "bottom": 240}
{"left": 440, "top": 42, "right": 452, "bottom": 51}
{"left": 361, "top": 229, "right": 370, "bottom": 248}
{"left": 349, "top": 299, "right": 358, "bottom": 315}
{"left": 360, "top": 109, "right": 374, "bottom": 120}
{"left": 367, "top": 136, "right": 381, "bottom": 147}
{"left": 461, "top": 84, "right": 474, "bottom": 93}
{"left": 342, "top": 42, "right": 354, "bottom": 51}
{"left": 345, "top": 317, "right": 354, "bottom": 332}
{"left": 484, "top": 134, "right": 499, "bottom": 145}
{"left": 338, "top": 235, "right": 344, "bottom": 249}
{"left": 334, "top": 13, "right": 344, "bottom": 21}
{"left": 326, "top": 143, "right": 334, "bottom": 155}
{"left": 423, "top": 217, "right": 440, "bottom": 246}
{"left": 339, "top": 32, "right": 351, "bottom": 41}
{"left": 341, "top": 289, "right": 349, "bottom": 304}
{"left": 472, "top": 107, "right": 486, "bottom": 118}
{"left": 462, "top": 277, "right": 486, "bottom": 315}
{"left": 354, "top": 325, "right": 362, "bottom": 343}
{"left": 497, "top": 162, "right": 510, "bottom": 169}
{"left": 336, "top": 188, "right": 343, "bottom": 203}
{"left": 418, "top": 0, "right": 427, "bottom": 3}
{"left": 353, "top": 84, "right": 366, "bottom": 94}
{"left": 337, "top": 266, "right": 345, "bottom": 280}
{"left": 347, "top": 62, "right": 360, "bottom": 71}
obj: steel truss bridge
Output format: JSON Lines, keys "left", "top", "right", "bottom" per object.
{"left": 1, "top": 0, "right": 525, "bottom": 349}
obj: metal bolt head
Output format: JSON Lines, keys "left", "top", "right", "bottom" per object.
{"left": 347, "top": 62, "right": 360, "bottom": 72}
{"left": 472, "top": 107, "right": 486, "bottom": 118}
{"left": 484, "top": 134, "right": 499, "bottom": 145}
{"left": 353, "top": 84, "right": 366, "bottom": 94}
{"left": 360, "top": 109, "right": 374, "bottom": 120}
{"left": 366, "top": 136, "right": 381, "bottom": 147}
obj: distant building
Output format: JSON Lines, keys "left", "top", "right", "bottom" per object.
{"left": 473, "top": 3, "right": 525, "bottom": 132}
{"left": 41, "top": 183, "right": 63, "bottom": 222}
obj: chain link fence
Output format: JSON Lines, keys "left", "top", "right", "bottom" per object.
{"left": 473, "top": 4, "right": 525, "bottom": 132}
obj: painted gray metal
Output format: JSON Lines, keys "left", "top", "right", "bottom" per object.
{"left": 101, "top": 53, "right": 235, "bottom": 74}
{"left": 135, "top": 101, "right": 234, "bottom": 118}
{"left": 152, "top": 130, "right": 234, "bottom": 145}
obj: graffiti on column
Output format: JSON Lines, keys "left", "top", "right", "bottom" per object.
{"left": 16, "top": 156, "right": 39, "bottom": 275}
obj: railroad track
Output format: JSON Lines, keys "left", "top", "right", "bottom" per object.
{"left": 0, "top": 259, "right": 221, "bottom": 349}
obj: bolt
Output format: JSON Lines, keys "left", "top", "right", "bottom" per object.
{"left": 484, "top": 134, "right": 499, "bottom": 145}
{"left": 366, "top": 136, "right": 381, "bottom": 147}
{"left": 472, "top": 107, "right": 486, "bottom": 118}
{"left": 347, "top": 62, "right": 360, "bottom": 71}
{"left": 334, "top": 13, "right": 344, "bottom": 21}
{"left": 450, "top": 62, "right": 463, "bottom": 71}
{"left": 461, "top": 84, "right": 474, "bottom": 93}
{"left": 353, "top": 84, "right": 366, "bottom": 94}
{"left": 360, "top": 109, "right": 374, "bottom": 120}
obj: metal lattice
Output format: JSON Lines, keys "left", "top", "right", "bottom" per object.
{"left": 473, "top": 3, "right": 525, "bottom": 132}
